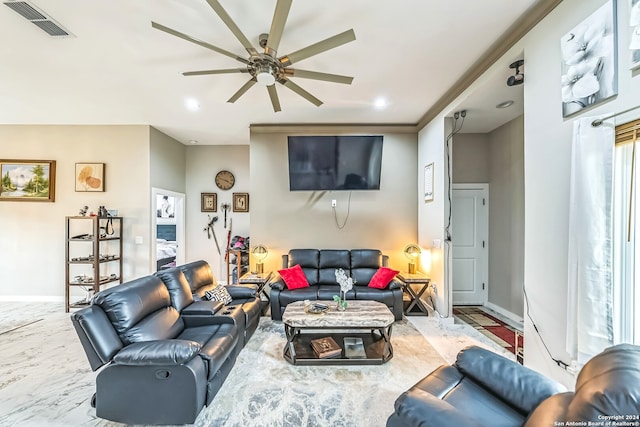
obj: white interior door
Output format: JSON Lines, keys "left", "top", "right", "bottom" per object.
{"left": 452, "top": 185, "right": 488, "bottom": 305}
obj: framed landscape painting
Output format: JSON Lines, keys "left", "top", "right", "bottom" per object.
{"left": 0, "top": 160, "right": 56, "bottom": 202}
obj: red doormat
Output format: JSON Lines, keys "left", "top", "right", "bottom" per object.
{"left": 453, "top": 306, "right": 523, "bottom": 358}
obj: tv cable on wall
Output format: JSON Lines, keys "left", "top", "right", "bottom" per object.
{"left": 333, "top": 191, "right": 353, "bottom": 229}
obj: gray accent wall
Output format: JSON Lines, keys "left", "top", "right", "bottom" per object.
{"left": 451, "top": 119, "right": 524, "bottom": 318}
{"left": 249, "top": 126, "right": 418, "bottom": 273}
{"left": 185, "top": 145, "right": 250, "bottom": 282}
{"left": 452, "top": 133, "right": 490, "bottom": 183}
{"left": 150, "top": 127, "right": 186, "bottom": 193}
{"left": 488, "top": 116, "right": 524, "bottom": 317}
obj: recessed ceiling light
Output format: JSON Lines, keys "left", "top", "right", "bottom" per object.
{"left": 496, "top": 100, "right": 514, "bottom": 109}
{"left": 189, "top": 139, "right": 198, "bottom": 144}
{"left": 185, "top": 98, "right": 200, "bottom": 112}
{"left": 374, "top": 98, "right": 387, "bottom": 109}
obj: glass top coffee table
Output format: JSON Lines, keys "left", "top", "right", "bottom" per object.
{"left": 281, "top": 300, "right": 394, "bottom": 365}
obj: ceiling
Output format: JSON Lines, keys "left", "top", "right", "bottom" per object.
{"left": 0, "top": 0, "right": 536, "bottom": 145}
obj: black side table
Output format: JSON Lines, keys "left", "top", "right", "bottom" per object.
{"left": 397, "top": 272, "right": 431, "bottom": 316}
{"left": 239, "top": 271, "right": 273, "bottom": 314}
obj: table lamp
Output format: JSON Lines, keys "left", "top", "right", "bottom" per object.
{"left": 252, "top": 244, "right": 268, "bottom": 274}
{"left": 404, "top": 244, "right": 421, "bottom": 274}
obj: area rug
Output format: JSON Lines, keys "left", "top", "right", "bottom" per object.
{"left": 194, "top": 318, "right": 446, "bottom": 427}
{"left": 453, "top": 306, "right": 523, "bottom": 357}
{"left": 0, "top": 305, "right": 446, "bottom": 427}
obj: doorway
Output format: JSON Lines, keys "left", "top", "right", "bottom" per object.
{"left": 452, "top": 184, "right": 488, "bottom": 305}
{"left": 151, "top": 188, "right": 185, "bottom": 272}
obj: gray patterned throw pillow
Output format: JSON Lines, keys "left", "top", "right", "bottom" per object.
{"left": 205, "top": 285, "right": 233, "bottom": 305}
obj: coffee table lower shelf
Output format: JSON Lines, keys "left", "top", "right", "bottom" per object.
{"left": 283, "top": 325, "right": 393, "bottom": 366}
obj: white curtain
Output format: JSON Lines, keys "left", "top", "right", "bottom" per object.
{"left": 567, "top": 117, "right": 615, "bottom": 364}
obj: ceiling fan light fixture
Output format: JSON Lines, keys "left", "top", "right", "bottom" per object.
{"left": 152, "top": 0, "right": 356, "bottom": 110}
{"left": 255, "top": 63, "right": 276, "bottom": 86}
{"left": 257, "top": 70, "right": 276, "bottom": 86}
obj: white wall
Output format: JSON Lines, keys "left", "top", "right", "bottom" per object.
{"left": 518, "top": 0, "right": 640, "bottom": 386}
{"left": 0, "top": 125, "right": 152, "bottom": 301}
{"left": 185, "top": 145, "right": 250, "bottom": 282}
{"left": 422, "top": 0, "right": 640, "bottom": 386}
{"left": 249, "top": 126, "right": 418, "bottom": 274}
{"left": 418, "top": 117, "right": 452, "bottom": 317}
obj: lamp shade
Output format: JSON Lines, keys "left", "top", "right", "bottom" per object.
{"left": 403, "top": 244, "right": 421, "bottom": 260}
{"left": 404, "top": 244, "right": 421, "bottom": 273}
{"left": 252, "top": 244, "right": 268, "bottom": 261}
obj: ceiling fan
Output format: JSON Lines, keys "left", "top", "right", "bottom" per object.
{"left": 151, "top": 0, "right": 356, "bottom": 112}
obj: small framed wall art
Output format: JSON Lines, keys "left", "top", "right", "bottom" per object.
{"left": 75, "top": 163, "right": 105, "bottom": 192}
{"left": 201, "top": 193, "right": 217, "bottom": 212}
{"left": 0, "top": 159, "right": 56, "bottom": 202}
{"left": 424, "top": 162, "right": 434, "bottom": 202}
{"left": 233, "top": 193, "right": 249, "bottom": 212}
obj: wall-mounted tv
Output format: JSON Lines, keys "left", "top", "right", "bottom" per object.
{"left": 287, "top": 135, "right": 383, "bottom": 191}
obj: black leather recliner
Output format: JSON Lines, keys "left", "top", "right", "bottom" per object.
{"left": 387, "top": 344, "right": 640, "bottom": 427}
{"left": 269, "top": 249, "right": 404, "bottom": 321}
{"left": 71, "top": 274, "right": 243, "bottom": 425}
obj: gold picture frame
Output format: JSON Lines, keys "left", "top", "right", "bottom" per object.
{"left": 75, "top": 163, "right": 105, "bottom": 192}
{"left": 201, "top": 193, "right": 217, "bottom": 212}
{"left": 233, "top": 193, "right": 249, "bottom": 212}
{"left": 0, "top": 159, "right": 56, "bottom": 202}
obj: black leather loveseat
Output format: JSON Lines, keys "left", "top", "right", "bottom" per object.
{"left": 70, "top": 260, "right": 261, "bottom": 425}
{"left": 176, "top": 259, "right": 264, "bottom": 344}
{"left": 269, "top": 249, "right": 403, "bottom": 321}
{"left": 387, "top": 344, "right": 640, "bottom": 427}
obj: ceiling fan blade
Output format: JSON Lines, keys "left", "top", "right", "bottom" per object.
{"left": 151, "top": 21, "right": 249, "bottom": 65}
{"left": 183, "top": 68, "right": 249, "bottom": 76}
{"left": 267, "top": 85, "right": 282, "bottom": 112}
{"left": 205, "top": 0, "right": 257, "bottom": 56}
{"left": 265, "top": 0, "right": 293, "bottom": 57}
{"left": 279, "top": 29, "right": 356, "bottom": 67}
{"left": 227, "top": 78, "right": 257, "bottom": 103}
{"left": 281, "top": 79, "right": 323, "bottom": 106}
{"left": 286, "top": 69, "right": 353, "bottom": 85}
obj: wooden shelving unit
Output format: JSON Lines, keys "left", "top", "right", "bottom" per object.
{"left": 65, "top": 216, "right": 123, "bottom": 312}
{"left": 226, "top": 249, "right": 248, "bottom": 284}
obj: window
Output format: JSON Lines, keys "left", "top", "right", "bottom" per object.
{"left": 613, "top": 119, "right": 640, "bottom": 345}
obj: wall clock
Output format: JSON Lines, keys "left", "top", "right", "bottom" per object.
{"left": 215, "top": 170, "right": 235, "bottom": 190}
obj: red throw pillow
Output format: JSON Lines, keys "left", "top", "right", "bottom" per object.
{"left": 368, "top": 267, "right": 400, "bottom": 289}
{"left": 278, "top": 264, "right": 310, "bottom": 290}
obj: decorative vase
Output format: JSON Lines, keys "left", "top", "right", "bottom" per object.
{"left": 336, "top": 291, "right": 347, "bottom": 311}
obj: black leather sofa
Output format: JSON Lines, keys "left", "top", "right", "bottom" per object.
{"left": 70, "top": 260, "right": 261, "bottom": 425}
{"left": 177, "top": 260, "right": 263, "bottom": 344}
{"left": 269, "top": 249, "right": 403, "bottom": 321}
{"left": 387, "top": 344, "right": 640, "bottom": 427}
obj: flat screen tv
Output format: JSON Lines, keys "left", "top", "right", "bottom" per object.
{"left": 287, "top": 135, "right": 383, "bottom": 191}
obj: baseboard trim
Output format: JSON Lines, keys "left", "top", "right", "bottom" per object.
{"left": 0, "top": 296, "right": 64, "bottom": 302}
{"left": 483, "top": 302, "right": 524, "bottom": 325}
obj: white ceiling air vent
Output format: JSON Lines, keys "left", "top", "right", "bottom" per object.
{"left": 3, "top": 1, "right": 72, "bottom": 37}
